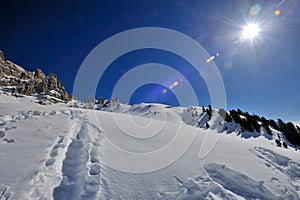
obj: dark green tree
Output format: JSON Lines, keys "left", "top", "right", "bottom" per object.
{"left": 206, "top": 122, "right": 210, "bottom": 129}
{"left": 225, "top": 112, "right": 232, "bottom": 122}
{"left": 206, "top": 105, "right": 212, "bottom": 120}
{"left": 230, "top": 110, "right": 242, "bottom": 125}
{"left": 208, "top": 105, "right": 212, "bottom": 112}
{"left": 244, "top": 112, "right": 260, "bottom": 132}
{"left": 237, "top": 108, "right": 243, "bottom": 115}
{"left": 241, "top": 118, "right": 254, "bottom": 132}
{"left": 275, "top": 139, "right": 282, "bottom": 147}
{"left": 277, "top": 119, "right": 286, "bottom": 132}
{"left": 253, "top": 114, "right": 262, "bottom": 122}
{"left": 296, "top": 126, "right": 300, "bottom": 134}
{"left": 282, "top": 142, "right": 288, "bottom": 148}
{"left": 285, "top": 122, "right": 300, "bottom": 146}
{"left": 261, "top": 117, "right": 272, "bottom": 135}
{"left": 268, "top": 119, "right": 278, "bottom": 130}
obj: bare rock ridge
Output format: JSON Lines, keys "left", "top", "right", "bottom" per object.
{"left": 0, "top": 51, "right": 72, "bottom": 103}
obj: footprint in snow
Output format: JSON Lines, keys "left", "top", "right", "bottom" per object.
{"left": 0, "top": 131, "right": 5, "bottom": 139}
{"left": 4, "top": 125, "right": 17, "bottom": 131}
{"left": 0, "top": 122, "right": 7, "bottom": 127}
{"left": 89, "top": 164, "right": 101, "bottom": 176}
{"left": 3, "top": 138, "right": 16, "bottom": 143}
{"left": 45, "top": 158, "right": 56, "bottom": 167}
{"left": 0, "top": 186, "right": 12, "bottom": 199}
{"left": 50, "top": 148, "right": 58, "bottom": 158}
{"left": 45, "top": 136, "right": 65, "bottom": 167}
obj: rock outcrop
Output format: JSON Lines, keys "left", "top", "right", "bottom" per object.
{"left": 0, "top": 51, "right": 72, "bottom": 103}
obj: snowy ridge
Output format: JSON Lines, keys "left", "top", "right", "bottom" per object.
{"left": 76, "top": 99, "right": 299, "bottom": 151}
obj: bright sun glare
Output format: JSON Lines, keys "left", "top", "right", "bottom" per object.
{"left": 242, "top": 23, "right": 260, "bottom": 39}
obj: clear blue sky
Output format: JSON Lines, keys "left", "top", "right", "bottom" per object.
{"left": 1, "top": 0, "right": 299, "bottom": 121}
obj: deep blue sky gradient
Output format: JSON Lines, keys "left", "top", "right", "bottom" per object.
{"left": 1, "top": 0, "right": 300, "bottom": 121}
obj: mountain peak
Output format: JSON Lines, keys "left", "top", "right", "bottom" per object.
{"left": 0, "top": 51, "right": 72, "bottom": 104}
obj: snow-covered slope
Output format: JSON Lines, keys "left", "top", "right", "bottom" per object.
{"left": 1, "top": 92, "right": 300, "bottom": 200}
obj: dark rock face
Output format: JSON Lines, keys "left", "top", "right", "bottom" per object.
{"left": 34, "top": 69, "right": 46, "bottom": 80}
{"left": 0, "top": 51, "right": 72, "bottom": 102}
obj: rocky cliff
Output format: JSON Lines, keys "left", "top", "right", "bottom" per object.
{"left": 0, "top": 51, "right": 72, "bottom": 104}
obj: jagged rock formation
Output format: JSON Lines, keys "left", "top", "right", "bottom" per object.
{"left": 0, "top": 51, "right": 72, "bottom": 103}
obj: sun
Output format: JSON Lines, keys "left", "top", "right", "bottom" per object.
{"left": 242, "top": 23, "right": 260, "bottom": 39}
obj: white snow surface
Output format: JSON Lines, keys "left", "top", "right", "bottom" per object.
{"left": 1, "top": 92, "right": 300, "bottom": 200}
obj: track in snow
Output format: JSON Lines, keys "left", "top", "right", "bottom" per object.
{"left": 23, "top": 110, "right": 110, "bottom": 200}
{"left": 53, "top": 119, "right": 105, "bottom": 200}
{"left": 0, "top": 186, "right": 12, "bottom": 200}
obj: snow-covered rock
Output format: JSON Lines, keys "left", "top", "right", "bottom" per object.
{"left": 0, "top": 51, "right": 72, "bottom": 103}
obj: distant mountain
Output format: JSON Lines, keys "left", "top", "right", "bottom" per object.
{"left": 0, "top": 51, "right": 72, "bottom": 104}
{"left": 1, "top": 50, "right": 299, "bottom": 150}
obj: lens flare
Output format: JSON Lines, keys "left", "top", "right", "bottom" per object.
{"left": 274, "top": 9, "right": 281, "bottom": 16}
{"left": 167, "top": 80, "right": 181, "bottom": 90}
{"left": 173, "top": 81, "right": 179, "bottom": 87}
{"left": 242, "top": 23, "right": 260, "bottom": 39}
{"left": 206, "top": 56, "right": 215, "bottom": 63}
{"left": 249, "top": 4, "right": 261, "bottom": 16}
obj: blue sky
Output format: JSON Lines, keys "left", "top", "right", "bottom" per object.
{"left": 1, "top": 0, "right": 300, "bottom": 121}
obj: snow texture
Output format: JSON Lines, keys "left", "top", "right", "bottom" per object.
{"left": 1, "top": 90, "right": 300, "bottom": 199}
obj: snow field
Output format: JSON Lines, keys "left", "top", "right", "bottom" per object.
{"left": 1, "top": 93, "right": 300, "bottom": 199}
